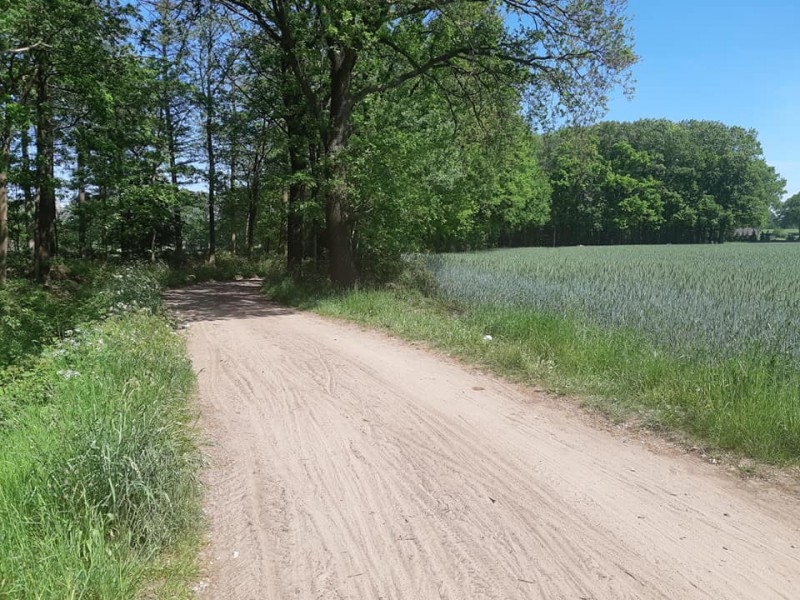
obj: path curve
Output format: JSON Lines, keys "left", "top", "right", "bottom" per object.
{"left": 166, "top": 280, "right": 800, "bottom": 600}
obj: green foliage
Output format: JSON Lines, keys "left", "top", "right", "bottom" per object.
{"left": 346, "top": 83, "right": 551, "bottom": 277}
{"left": 779, "top": 193, "right": 800, "bottom": 231}
{"left": 0, "top": 315, "right": 199, "bottom": 598}
{"left": 0, "top": 261, "right": 166, "bottom": 368}
{"left": 0, "top": 262, "right": 199, "bottom": 598}
{"left": 542, "top": 120, "right": 786, "bottom": 245}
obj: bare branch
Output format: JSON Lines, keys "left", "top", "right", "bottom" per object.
{"left": 2, "top": 41, "right": 51, "bottom": 55}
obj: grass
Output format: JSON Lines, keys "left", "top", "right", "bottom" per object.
{"left": 0, "top": 260, "right": 167, "bottom": 369}
{"left": 0, "top": 263, "right": 201, "bottom": 599}
{"left": 426, "top": 245, "right": 800, "bottom": 364}
{"left": 265, "top": 247, "right": 800, "bottom": 465}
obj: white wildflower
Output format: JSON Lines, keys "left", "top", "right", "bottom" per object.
{"left": 57, "top": 369, "right": 81, "bottom": 380}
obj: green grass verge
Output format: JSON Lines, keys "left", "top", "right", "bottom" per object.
{"left": 0, "top": 267, "right": 201, "bottom": 599}
{"left": 265, "top": 276, "right": 800, "bottom": 465}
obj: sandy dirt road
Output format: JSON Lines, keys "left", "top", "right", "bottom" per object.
{"left": 166, "top": 280, "right": 800, "bottom": 600}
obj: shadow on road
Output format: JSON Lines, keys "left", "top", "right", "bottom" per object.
{"left": 164, "top": 279, "right": 294, "bottom": 323}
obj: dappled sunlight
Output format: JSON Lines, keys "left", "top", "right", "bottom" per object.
{"left": 164, "top": 279, "right": 294, "bottom": 324}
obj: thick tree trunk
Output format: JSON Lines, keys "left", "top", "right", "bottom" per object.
{"left": 325, "top": 167, "right": 357, "bottom": 286}
{"left": 0, "top": 133, "right": 9, "bottom": 286}
{"left": 34, "top": 58, "right": 56, "bottom": 284}
{"left": 324, "top": 48, "right": 358, "bottom": 286}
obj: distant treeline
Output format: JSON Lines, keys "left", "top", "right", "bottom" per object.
{"left": 532, "top": 119, "right": 786, "bottom": 247}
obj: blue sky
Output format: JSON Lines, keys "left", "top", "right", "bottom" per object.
{"left": 604, "top": 0, "right": 800, "bottom": 199}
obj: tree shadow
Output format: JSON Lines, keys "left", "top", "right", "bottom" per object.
{"left": 164, "top": 279, "right": 295, "bottom": 324}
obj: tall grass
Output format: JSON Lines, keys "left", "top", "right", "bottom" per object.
{"left": 0, "top": 265, "right": 200, "bottom": 599}
{"left": 0, "top": 261, "right": 167, "bottom": 368}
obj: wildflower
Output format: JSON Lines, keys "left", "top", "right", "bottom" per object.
{"left": 57, "top": 369, "right": 81, "bottom": 380}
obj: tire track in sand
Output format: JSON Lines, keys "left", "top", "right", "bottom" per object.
{"left": 166, "top": 280, "right": 800, "bottom": 600}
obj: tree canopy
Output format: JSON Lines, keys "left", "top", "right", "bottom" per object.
{"left": 0, "top": 0, "right": 790, "bottom": 288}
{"left": 542, "top": 119, "right": 785, "bottom": 245}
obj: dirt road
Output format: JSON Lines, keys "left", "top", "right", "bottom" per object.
{"left": 167, "top": 280, "right": 800, "bottom": 600}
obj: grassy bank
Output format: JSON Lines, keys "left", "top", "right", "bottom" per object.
{"left": 265, "top": 251, "right": 800, "bottom": 465}
{"left": 0, "top": 265, "right": 200, "bottom": 599}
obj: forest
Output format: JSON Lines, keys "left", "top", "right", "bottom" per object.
{"left": 1, "top": 0, "right": 787, "bottom": 288}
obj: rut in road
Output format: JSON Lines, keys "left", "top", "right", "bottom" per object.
{"left": 166, "top": 280, "right": 800, "bottom": 600}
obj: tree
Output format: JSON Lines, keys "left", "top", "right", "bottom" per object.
{"left": 139, "top": 0, "right": 197, "bottom": 258}
{"left": 540, "top": 119, "right": 785, "bottom": 245}
{"left": 2, "top": 0, "right": 140, "bottom": 281}
{"left": 1, "top": 2, "right": 35, "bottom": 285}
{"left": 780, "top": 193, "right": 800, "bottom": 233}
{"left": 219, "top": 0, "right": 636, "bottom": 285}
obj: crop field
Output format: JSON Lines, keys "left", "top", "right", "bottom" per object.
{"left": 426, "top": 244, "right": 800, "bottom": 365}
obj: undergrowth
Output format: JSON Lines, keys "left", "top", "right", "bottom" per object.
{"left": 0, "top": 263, "right": 200, "bottom": 599}
{"left": 163, "top": 253, "right": 274, "bottom": 287}
{"left": 0, "top": 260, "right": 166, "bottom": 368}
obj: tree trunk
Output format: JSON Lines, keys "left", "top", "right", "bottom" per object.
{"left": 324, "top": 48, "right": 358, "bottom": 286}
{"left": 99, "top": 185, "right": 109, "bottom": 257}
{"left": 166, "top": 103, "right": 183, "bottom": 258}
{"left": 0, "top": 132, "right": 9, "bottom": 286}
{"left": 162, "top": 26, "right": 183, "bottom": 259}
{"left": 21, "top": 127, "right": 34, "bottom": 257}
{"left": 283, "top": 57, "right": 307, "bottom": 273}
{"left": 34, "top": 56, "right": 56, "bottom": 284}
{"left": 287, "top": 146, "right": 306, "bottom": 272}
{"left": 246, "top": 170, "right": 258, "bottom": 258}
{"left": 205, "top": 100, "right": 216, "bottom": 266}
{"left": 77, "top": 152, "right": 87, "bottom": 257}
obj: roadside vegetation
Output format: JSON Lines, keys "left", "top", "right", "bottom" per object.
{"left": 266, "top": 245, "right": 800, "bottom": 465}
{"left": 4, "top": 0, "right": 799, "bottom": 596}
{"left": 0, "top": 263, "right": 200, "bottom": 599}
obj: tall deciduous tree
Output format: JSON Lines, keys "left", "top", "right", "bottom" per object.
{"left": 219, "top": 0, "right": 636, "bottom": 285}
{"left": 780, "top": 193, "right": 800, "bottom": 233}
{"left": 541, "top": 119, "right": 786, "bottom": 245}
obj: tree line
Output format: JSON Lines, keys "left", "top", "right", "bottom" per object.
{"left": 0, "top": 0, "right": 635, "bottom": 285}
{"left": 540, "top": 119, "right": 786, "bottom": 246}
{"left": 0, "top": 0, "right": 784, "bottom": 288}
